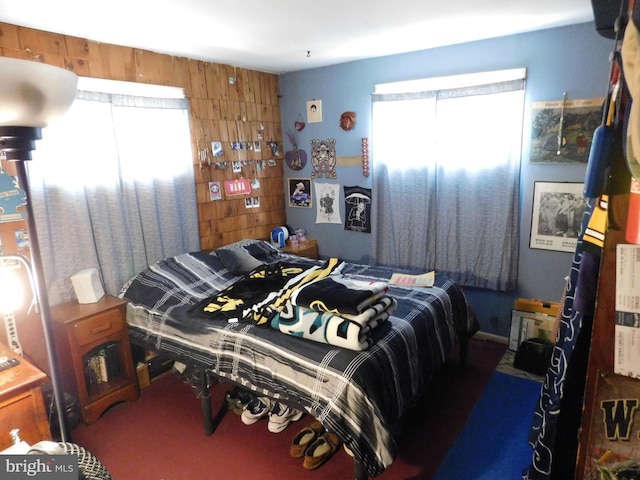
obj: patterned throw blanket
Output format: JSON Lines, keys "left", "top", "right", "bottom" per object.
{"left": 189, "top": 258, "right": 344, "bottom": 326}
{"left": 273, "top": 295, "right": 397, "bottom": 350}
{"left": 290, "top": 275, "right": 389, "bottom": 314}
{"left": 191, "top": 258, "right": 395, "bottom": 350}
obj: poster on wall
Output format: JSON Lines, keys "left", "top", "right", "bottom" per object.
{"left": 344, "top": 186, "right": 371, "bottom": 233}
{"left": 315, "top": 182, "right": 341, "bottom": 224}
{"left": 580, "top": 373, "right": 640, "bottom": 480}
{"left": 530, "top": 182, "right": 587, "bottom": 253}
{"left": 224, "top": 178, "right": 252, "bottom": 197}
{"left": 288, "top": 178, "right": 312, "bottom": 208}
{"left": 306, "top": 100, "right": 322, "bottom": 123}
{"left": 529, "top": 97, "right": 603, "bottom": 164}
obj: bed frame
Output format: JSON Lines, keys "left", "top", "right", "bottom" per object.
{"left": 130, "top": 332, "right": 471, "bottom": 480}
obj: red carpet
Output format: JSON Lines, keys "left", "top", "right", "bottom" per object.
{"left": 71, "top": 338, "right": 505, "bottom": 479}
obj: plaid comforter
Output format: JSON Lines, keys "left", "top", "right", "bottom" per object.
{"left": 119, "top": 249, "right": 478, "bottom": 477}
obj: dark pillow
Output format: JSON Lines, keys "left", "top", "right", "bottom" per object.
{"left": 243, "top": 241, "right": 281, "bottom": 263}
{"left": 215, "top": 248, "right": 264, "bottom": 275}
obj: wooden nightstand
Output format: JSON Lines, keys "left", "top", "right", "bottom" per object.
{"left": 0, "top": 343, "right": 51, "bottom": 449}
{"left": 51, "top": 296, "right": 138, "bottom": 425}
{"left": 281, "top": 238, "right": 318, "bottom": 259}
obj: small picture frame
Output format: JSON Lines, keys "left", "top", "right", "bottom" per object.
{"left": 530, "top": 181, "right": 587, "bottom": 253}
{"left": 307, "top": 100, "right": 323, "bottom": 123}
{"left": 288, "top": 178, "right": 312, "bottom": 208}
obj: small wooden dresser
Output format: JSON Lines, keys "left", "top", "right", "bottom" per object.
{"left": 51, "top": 296, "right": 138, "bottom": 425}
{"left": 0, "top": 342, "right": 51, "bottom": 449}
{"left": 281, "top": 238, "right": 318, "bottom": 259}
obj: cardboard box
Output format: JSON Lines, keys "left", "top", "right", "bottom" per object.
{"left": 514, "top": 298, "right": 560, "bottom": 318}
{"left": 136, "top": 362, "right": 151, "bottom": 390}
{"left": 509, "top": 310, "right": 557, "bottom": 351}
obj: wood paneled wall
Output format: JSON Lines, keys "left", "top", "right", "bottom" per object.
{"left": 0, "top": 22, "right": 285, "bottom": 375}
{"left": 0, "top": 21, "right": 286, "bottom": 252}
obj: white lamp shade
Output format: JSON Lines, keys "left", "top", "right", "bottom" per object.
{"left": 0, "top": 57, "right": 78, "bottom": 128}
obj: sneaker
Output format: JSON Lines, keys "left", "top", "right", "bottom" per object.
{"left": 225, "top": 387, "right": 253, "bottom": 415}
{"left": 267, "top": 402, "right": 303, "bottom": 433}
{"left": 241, "top": 396, "right": 272, "bottom": 425}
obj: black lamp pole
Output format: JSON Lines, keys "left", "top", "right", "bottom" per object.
{"left": 0, "top": 126, "right": 70, "bottom": 442}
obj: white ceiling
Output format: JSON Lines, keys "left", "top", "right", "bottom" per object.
{"left": 0, "top": 0, "right": 595, "bottom": 74}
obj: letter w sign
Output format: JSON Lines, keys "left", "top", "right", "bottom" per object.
{"left": 601, "top": 399, "right": 639, "bottom": 440}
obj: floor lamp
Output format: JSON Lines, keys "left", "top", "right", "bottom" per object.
{"left": 0, "top": 57, "right": 78, "bottom": 442}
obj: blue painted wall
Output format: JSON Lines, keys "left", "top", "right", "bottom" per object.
{"left": 277, "top": 22, "right": 613, "bottom": 337}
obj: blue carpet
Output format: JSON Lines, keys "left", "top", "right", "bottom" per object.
{"left": 433, "top": 371, "right": 542, "bottom": 480}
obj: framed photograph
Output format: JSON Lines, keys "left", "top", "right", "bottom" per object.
{"left": 530, "top": 182, "right": 587, "bottom": 253}
{"left": 288, "top": 178, "right": 312, "bottom": 208}
{"left": 529, "top": 97, "right": 603, "bottom": 164}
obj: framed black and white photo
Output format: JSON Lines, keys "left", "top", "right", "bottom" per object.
{"left": 530, "top": 181, "right": 587, "bottom": 253}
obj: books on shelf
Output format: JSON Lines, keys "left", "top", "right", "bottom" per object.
{"left": 85, "top": 343, "right": 121, "bottom": 386}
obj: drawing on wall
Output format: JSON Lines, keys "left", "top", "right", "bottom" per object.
{"left": 307, "top": 100, "right": 323, "bottom": 123}
{"left": 529, "top": 97, "right": 603, "bottom": 164}
{"left": 315, "top": 182, "right": 341, "bottom": 224}
{"left": 288, "top": 178, "right": 312, "bottom": 208}
{"left": 530, "top": 182, "right": 587, "bottom": 253}
{"left": 344, "top": 186, "right": 371, "bottom": 233}
{"left": 310, "top": 138, "right": 337, "bottom": 179}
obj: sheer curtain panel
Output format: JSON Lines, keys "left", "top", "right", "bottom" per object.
{"left": 28, "top": 82, "right": 200, "bottom": 305}
{"left": 371, "top": 69, "right": 525, "bottom": 291}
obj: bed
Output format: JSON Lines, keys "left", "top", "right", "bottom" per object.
{"left": 118, "top": 239, "right": 479, "bottom": 478}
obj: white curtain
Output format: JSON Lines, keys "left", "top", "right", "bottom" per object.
{"left": 28, "top": 88, "right": 200, "bottom": 305}
{"left": 372, "top": 74, "right": 525, "bottom": 291}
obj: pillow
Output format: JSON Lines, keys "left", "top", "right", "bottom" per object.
{"left": 217, "top": 238, "right": 265, "bottom": 251}
{"left": 215, "top": 248, "right": 264, "bottom": 275}
{"left": 243, "top": 241, "right": 281, "bottom": 263}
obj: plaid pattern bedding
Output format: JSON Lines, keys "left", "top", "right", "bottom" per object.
{"left": 119, "top": 248, "right": 478, "bottom": 477}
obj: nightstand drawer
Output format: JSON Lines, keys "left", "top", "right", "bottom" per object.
{"left": 73, "top": 310, "right": 124, "bottom": 346}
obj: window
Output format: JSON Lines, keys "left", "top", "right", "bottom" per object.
{"left": 29, "top": 78, "right": 200, "bottom": 304}
{"left": 371, "top": 69, "right": 526, "bottom": 291}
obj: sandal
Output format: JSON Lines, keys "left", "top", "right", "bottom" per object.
{"left": 289, "top": 420, "right": 324, "bottom": 458}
